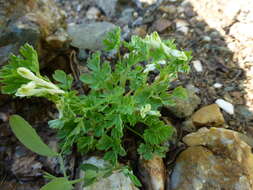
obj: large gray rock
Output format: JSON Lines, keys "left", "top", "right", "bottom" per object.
{"left": 169, "top": 127, "right": 253, "bottom": 190}
{"left": 68, "top": 22, "right": 117, "bottom": 51}
{"left": 77, "top": 157, "right": 139, "bottom": 190}
{"left": 166, "top": 89, "right": 201, "bottom": 118}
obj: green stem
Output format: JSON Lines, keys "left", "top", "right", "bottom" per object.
{"left": 59, "top": 155, "right": 67, "bottom": 178}
{"left": 126, "top": 125, "right": 143, "bottom": 139}
{"left": 69, "top": 177, "right": 85, "bottom": 185}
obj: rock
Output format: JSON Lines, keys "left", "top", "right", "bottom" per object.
{"left": 139, "top": 0, "right": 158, "bottom": 5}
{"left": 68, "top": 22, "right": 117, "bottom": 51}
{"left": 11, "top": 155, "right": 42, "bottom": 180}
{"left": 152, "top": 18, "right": 171, "bottom": 33}
{"left": 202, "top": 35, "right": 212, "bottom": 42}
{"left": 138, "top": 156, "right": 166, "bottom": 190}
{"left": 118, "top": 8, "right": 135, "bottom": 25}
{"left": 132, "top": 25, "right": 147, "bottom": 37}
{"left": 159, "top": 5, "right": 177, "bottom": 14}
{"left": 213, "top": 83, "right": 223, "bottom": 88}
{"left": 192, "top": 60, "right": 203, "bottom": 72}
{"left": 215, "top": 99, "right": 234, "bottom": 115}
{"left": 185, "top": 83, "right": 200, "bottom": 94}
{"left": 236, "top": 105, "right": 253, "bottom": 120}
{"left": 192, "top": 104, "right": 225, "bottom": 127}
{"left": 175, "top": 19, "right": 189, "bottom": 34}
{"left": 95, "top": 0, "right": 118, "bottom": 17}
{"left": 86, "top": 7, "right": 101, "bottom": 20}
{"left": 77, "top": 157, "right": 139, "bottom": 190}
{"left": 0, "top": 0, "right": 69, "bottom": 67}
{"left": 45, "top": 28, "right": 70, "bottom": 49}
{"left": 182, "top": 119, "right": 196, "bottom": 132}
{"left": 170, "top": 127, "right": 253, "bottom": 190}
{"left": 166, "top": 89, "right": 201, "bottom": 118}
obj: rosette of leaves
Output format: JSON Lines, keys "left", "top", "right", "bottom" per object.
{"left": 0, "top": 28, "right": 191, "bottom": 189}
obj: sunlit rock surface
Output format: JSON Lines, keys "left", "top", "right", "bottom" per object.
{"left": 170, "top": 127, "right": 253, "bottom": 190}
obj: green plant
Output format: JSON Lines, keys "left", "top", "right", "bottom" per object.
{"left": 0, "top": 28, "right": 191, "bottom": 189}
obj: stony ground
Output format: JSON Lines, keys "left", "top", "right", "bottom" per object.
{"left": 1, "top": 0, "right": 253, "bottom": 189}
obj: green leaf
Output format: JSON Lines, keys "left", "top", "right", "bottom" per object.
{"left": 104, "top": 150, "right": 118, "bottom": 165}
{"left": 137, "top": 143, "right": 153, "bottom": 160}
{"left": 9, "top": 115, "right": 58, "bottom": 157}
{"left": 77, "top": 136, "right": 94, "bottom": 153}
{"left": 19, "top": 43, "right": 40, "bottom": 73}
{"left": 143, "top": 116, "right": 173, "bottom": 145}
{"left": 87, "top": 52, "right": 101, "bottom": 72}
{"left": 53, "top": 70, "right": 73, "bottom": 90}
{"left": 103, "top": 27, "right": 121, "bottom": 51}
{"left": 80, "top": 164, "right": 99, "bottom": 172}
{"left": 172, "top": 86, "right": 188, "bottom": 99}
{"left": 122, "top": 168, "right": 142, "bottom": 187}
{"left": 40, "top": 178, "right": 72, "bottom": 190}
{"left": 96, "top": 135, "right": 112, "bottom": 151}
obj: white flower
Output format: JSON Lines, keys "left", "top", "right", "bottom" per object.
{"left": 17, "top": 67, "right": 38, "bottom": 81}
{"left": 17, "top": 67, "right": 60, "bottom": 90}
{"left": 123, "top": 53, "right": 129, "bottom": 59}
{"left": 140, "top": 104, "right": 161, "bottom": 118}
{"left": 16, "top": 67, "right": 65, "bottom": 97}
{"left": 15, "top": 81, "right": 64, "bottom": 97}
{"left": 157, "top": 60, "right": 166, "bottom": 65}
{"left": 143, "top": 64, "right": 156, "bottom": 73}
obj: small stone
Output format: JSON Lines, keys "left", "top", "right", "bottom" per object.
{"left": 86, "top": 7, "right": 100, "bottom": 20}
{"left": 213, "top": 83, "right": 223, "bottom": 88}
{"left": 175, "top": 19, "right": 189, "bottom": 34}
{"left": 11, "top": 155, "right": 42, "bottom": 180}
{"left": 118, "top": 8, "right": 134, "bottom": 25}
{"left": 152, "top": 18, "right": 171, "bottom": 33}
{"left": 192, "top": 104, "right": 225, "bottom": 127}
{"left": 138, "top": 156, "right": 166, "bottom": 190}
{"left": 139, "top": 0, "right": 157, "bottom": 5}
{"left": 45, "top": 28, "right": 70, "bottom": 49}
{"left": 202, "top": 36, "right": 211, "bottom": 42}
{"left": 170, "top": 127, "right": 253, "bottom": 190}
{"left": 186, "top": 83, "right": 200, "bottom": 94}
{"left": 182, "top": 119, "right": 196, "bottom": 132}
{"left": 192, "top": 60, "right": 203, "bottom": 72}
{"left": 95, "top": 0, "right": 117, "bottom": 17}
{"left": 215, "top": 99, "right": 234, "bottom": 115}
{"left": 132, "top": 25, "right": 147, "bottom": 37}
{"left": 236, "top": 105, "right": 253, "bottom": 120}
{"left": 159, "top": 5, "right": 176, "bottom": 14}
{"left": 166, "top": 89, "right": 201, "bottom": 118}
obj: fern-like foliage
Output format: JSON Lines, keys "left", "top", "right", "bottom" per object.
{"left": 0, "top": 28, "right": 191, "bottom": 166}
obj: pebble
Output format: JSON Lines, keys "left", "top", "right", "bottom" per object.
{"left": 192, "top": 104, "right": 225, "bottom": 127}
{"left": 152, "top": 18, "right": 171, "bottom": 32}
{"left": 215, "top": 99, "right": 234, "bottom": 115}
{"left": 175, "top": 19, "right": 189, "bottom": 34}
{"left": 213, "top": 83, "right": 223, "bottom": 88}
{"left": 192, "top": 60, "right": 203, "bottom": 72}
{"left": 159, "top": 5, "right": 176, "bottom": 14}
{"left": 202, "top": 36, "right": 211, "bottom": 42}
{"left": 86, "top": 7, "right": 100, "bottom": 19}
